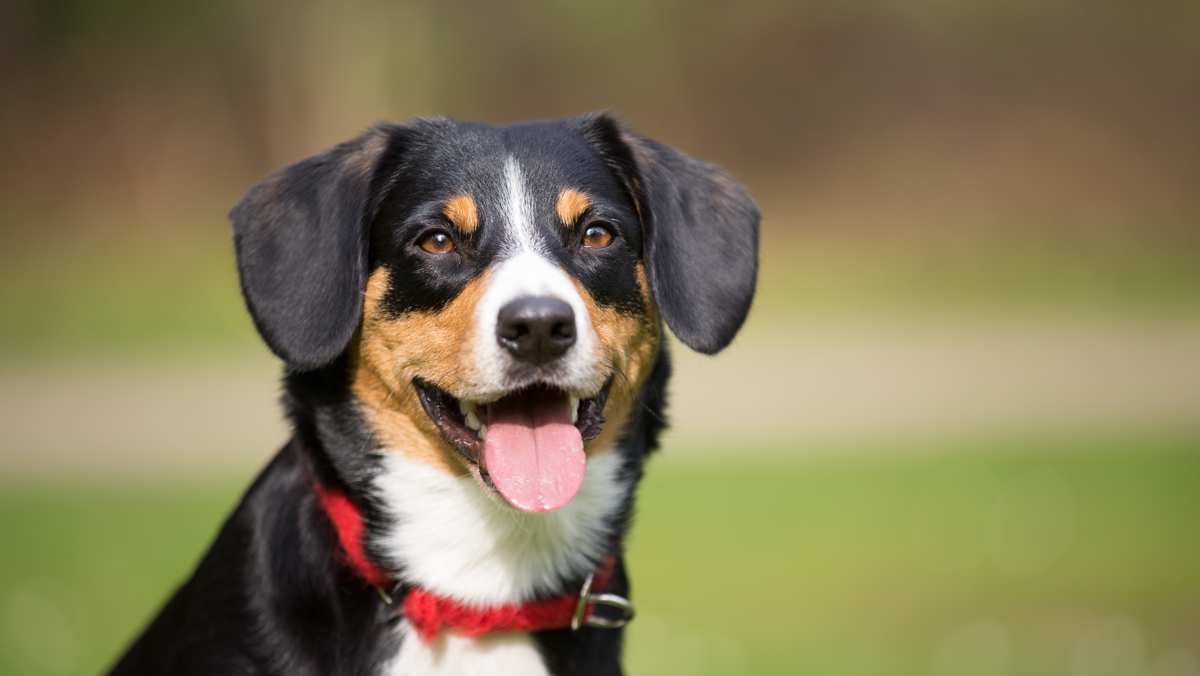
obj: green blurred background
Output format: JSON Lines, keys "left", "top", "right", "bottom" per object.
{"left": 2, "top": 2, "right": 1198, "bottom": 675}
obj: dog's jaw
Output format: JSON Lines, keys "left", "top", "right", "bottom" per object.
{"left": 371, "top": 448, "right": 629, "bottom": 606}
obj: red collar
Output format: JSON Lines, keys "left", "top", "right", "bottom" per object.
{"left": 313, "top": 481, "right": 632, "bottom": 641}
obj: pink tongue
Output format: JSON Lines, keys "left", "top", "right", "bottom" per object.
{"left": 482, "top": 388, "right": 585, "bottom": 512}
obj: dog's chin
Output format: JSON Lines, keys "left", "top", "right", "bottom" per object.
{"left": 413, "top": 377, "right": 611, "bottom": 512}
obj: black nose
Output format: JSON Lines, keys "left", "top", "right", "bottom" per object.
{"left": 496, "top": 296, "right": 576, "bottom": 365}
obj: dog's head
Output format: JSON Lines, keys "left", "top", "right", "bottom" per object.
{"left": 231, "top": 114, "right": 758, "bottom": 512}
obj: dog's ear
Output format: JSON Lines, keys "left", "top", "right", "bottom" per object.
{"left": 230, "top": 125, "right": 403, "bottom": 370}
{"left": 581, "top": 113, "right": 760, "bottom": 354}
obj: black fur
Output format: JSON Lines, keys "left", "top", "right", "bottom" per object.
{"left": 109, "top": 114, "right": 756, "bottom": 676}
{"left": 231, "top": 127, "right": 405, "bottom": 370}
{"left": 581, "top": 114, "right": 761, "bottom": 354}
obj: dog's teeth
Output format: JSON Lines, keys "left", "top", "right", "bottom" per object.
{"left": 464, "top": 408, "right": 481, "bottom": 432}
{"left": 568, "top": 396, "right": 580, "bottom": 424}
{"left": 478, "top": 424, "right": 487, "bottom": 440}
{"left": 460, "top": 401, "right": 482, "bottom": 431}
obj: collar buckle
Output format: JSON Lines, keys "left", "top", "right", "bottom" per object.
{"left": 570, "top": 571, "right": 634, "bottom": 631}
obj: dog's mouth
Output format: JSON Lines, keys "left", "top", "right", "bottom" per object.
{"left": 413, "top": 378, "right": 611, "bottom": 513}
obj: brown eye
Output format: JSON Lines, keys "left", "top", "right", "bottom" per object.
{"left": 418, "top": 230, "right": 456, "bottom": 254}
{"left": 582, "top": 222, "right": 615, "bottom": 249}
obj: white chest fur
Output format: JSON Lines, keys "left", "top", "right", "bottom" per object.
{"left": 383, "top": 622, "right": 550, "bottom": 676}
{"left": 372, "top": 451, "right": 626, "bottom": 605}
{"left": 371, "top": 451, "right": 628, "bottom": 674}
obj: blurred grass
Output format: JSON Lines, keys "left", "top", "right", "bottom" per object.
{"left": 0, "top": 237, "right": 254, "bottom": 360}
{"left": 754, "top": 234, "right": 1200, "bottom": 322}
{"left": 2, "top": 433, "right": 1197, "bottom": 676}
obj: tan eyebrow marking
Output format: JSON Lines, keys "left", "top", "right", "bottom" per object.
{"left": 442, "top": 194, "right": 479, "bottom": 234}
{"left": 555, "top": 188, "right": 591, "bottom": 227}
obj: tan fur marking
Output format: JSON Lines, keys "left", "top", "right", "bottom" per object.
{"left": 443, "top": 194, "right": 479, "bottom": 234}
{"left": 572, "top": 268, "right": 661, "bottom": 455}
{"left": 352, "top": 263, "right": 661, "bottom": 474}
{"left": 634, "top": 262, "right": 652, "bottom": 307}
{"left": 352, "top": 268, "right": 492, "bottom": 475}
{"left": 555, "top": 188, "right": 591, "bottom": 227}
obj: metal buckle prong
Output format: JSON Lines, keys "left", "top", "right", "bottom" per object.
{"left": 571, "top": 572, "right": 635, "bottom": 631}
{"left": 375, "top": 585, "right": 393, "bottom": 605}
{"left": 375, "top": 582, "right": 402, "bottom": 606}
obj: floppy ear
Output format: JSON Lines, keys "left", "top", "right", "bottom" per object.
{"left": 581, "top": 114, "right": 760, "bottom": 354}
{"left": 230, "top": 126, "right": 400, "bottom": 370}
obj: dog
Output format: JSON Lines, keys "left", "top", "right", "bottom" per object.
{"left": 109, "top": 113, "right": 759, "bottom": 676}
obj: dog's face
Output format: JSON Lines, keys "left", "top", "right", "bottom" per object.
{"left": 232, "top": 115, "right": 758, "bottom": 513}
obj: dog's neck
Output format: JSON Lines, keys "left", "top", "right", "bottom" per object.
{"left": 283, "top": 348, "right": 670, "bottom": 606}
{"left": 371, "top": 449, "right": 629, "bottom": 605}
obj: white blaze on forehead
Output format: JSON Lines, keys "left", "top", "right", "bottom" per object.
{"left": 465, "top": 155, "right": 603, "bottom": 395}
{"left": 502, "top": 155, "right": 542, "bottom": 254}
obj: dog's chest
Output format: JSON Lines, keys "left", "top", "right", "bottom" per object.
{"left": 369, "top": 451, "right": 627, "bottom": 675}
{"left": 371, "top": 452, "right": 626, "bottom": 605}
{"left": 382, "top": 623, "right": 549, "bottom": 676}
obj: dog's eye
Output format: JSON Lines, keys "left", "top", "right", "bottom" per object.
{"left": 581, "top": 222, "right": 615, "bottom": 249}
{"left": 417, "top": 230, "right": 456, "bottom": 255}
